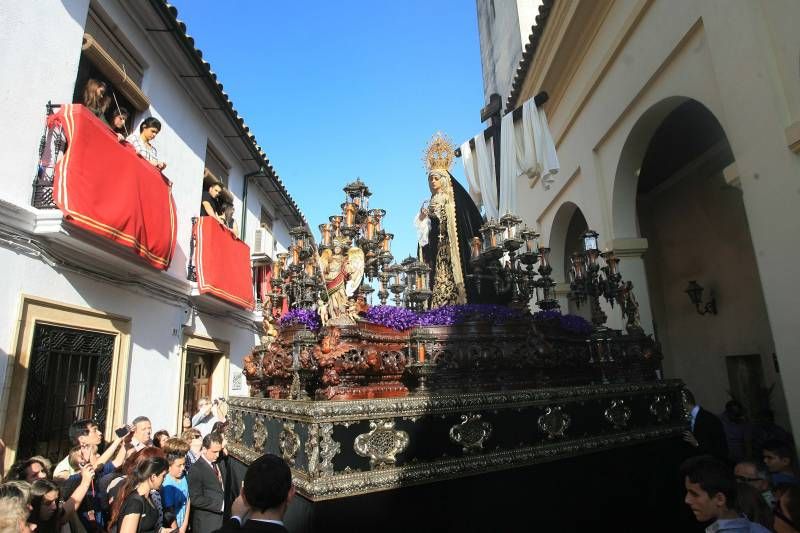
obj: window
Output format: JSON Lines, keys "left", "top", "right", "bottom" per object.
{"left": 260, "top": 206, "right": 273, "bottom": 231}
{"left": 72, "top": 7, "right": 148, "bottom": 133}
{"left": 204, "top": 144, "right": 230, "bottom": 187}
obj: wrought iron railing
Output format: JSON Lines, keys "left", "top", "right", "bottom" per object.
{"left": 187, "top": 217, "right": 198, "bottom": 281}
{"left": 31, "top": 102, "right": 63, "bottom": 209}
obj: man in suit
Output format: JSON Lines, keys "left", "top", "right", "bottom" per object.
{"left": 189, "top": 432, "right": 226, "bottom": 533}
{"left": 214, "top": 454, "right": 294, "bottom": 533}
{"left": 682, "top": 388, "right": 729, "bottom": 461}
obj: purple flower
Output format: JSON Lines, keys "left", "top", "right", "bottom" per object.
{"left": 363, "top": 305, "right": 419, "bottom": 331}
{"left": 278, "top": 308, "right": 321, "bottom": 332}
{"left": 558, "top": 314, "right": 593, "bottom": 336}
{"left": 363, "top": 304, "right": 528, "bottom": 331}
{"left": 533, "top": 310, "right": 593, "bottom": 336}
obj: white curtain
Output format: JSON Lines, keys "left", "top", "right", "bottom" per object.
{"left": 474, "top": 134, "right": 499, "bottom": 220}
{"left": 460, "top": 140, "right": 482, "bottom": 207}
{"left": 535, "top": 104, "right": 559, "bottom": 189}
{"left": 499, "top": 110, "right": 517, "bottom": 216}
{"left": 518, "top": 98, "right": 540, "bottom": 180}
{"left": 497, "top": 97, "right": 561, "bottom": 212}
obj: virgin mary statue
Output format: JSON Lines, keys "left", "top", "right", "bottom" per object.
{"left": 414, "top": 133, "right": 485, "bottom": 307}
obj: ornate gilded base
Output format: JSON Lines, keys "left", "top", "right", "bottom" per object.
{"left": 225, "top": 379, "right": 687, "bottom": 501}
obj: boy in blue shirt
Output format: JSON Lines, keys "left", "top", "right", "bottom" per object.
{"left": 161, "top": 438, "right": 191, "bottom": 533}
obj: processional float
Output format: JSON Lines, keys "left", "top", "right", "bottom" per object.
{"left": 224, "top": 134, "right": 687, "bottom": 524}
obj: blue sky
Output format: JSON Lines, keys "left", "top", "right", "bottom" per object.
{"left": 172, "top": 0, "right": 487, "bottom": 261}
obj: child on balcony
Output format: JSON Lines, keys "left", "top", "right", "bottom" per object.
{"left": 110, "top": 107, "right": 129, "bottom": 142}
{"left": 127, "top": 117, "right": 167, "bottom": 171}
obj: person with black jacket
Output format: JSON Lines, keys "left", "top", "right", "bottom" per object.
{"left": 188, "top": 432, "right": 226, "bottom": 533}
{"left": 213, "top": 454, "right": 293, "bottom": 533}
{"left": 682, "top": 388, "right": 729, "bottom": 461}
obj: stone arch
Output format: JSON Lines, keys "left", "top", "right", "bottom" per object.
{"left": 611, "top": 96, "right": 692, "bottom": 238}
{"left": 548, "top": 201, "right": 582, "bottom": 285}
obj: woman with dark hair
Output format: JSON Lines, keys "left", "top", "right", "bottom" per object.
{"left": 126, "top": 117, "right": 167, "bottom": 171}
{"left": 29, "top": 465, "right": 94, "bottom": 533}
{"left": 109, "top": 456, "right": 170, "bottom": 533}
{"left": 110, "top": 106, "right": 130, "bottom": 141}
{"left": 5, "top": 456, "right": 51, "bottom": 483}
{"left": 152, "top": 430, "right": 170, "bottom": 449}
{"left": 82, "top": 79, "right": 111, "bottom": 123}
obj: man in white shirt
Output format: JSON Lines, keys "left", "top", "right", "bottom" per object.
{"left": 53, "top": 419, "right": 103, "bottom": 481}
{"left": 193, "top": 398, "right": 225, "bottom": 437}
{"left": 129, "top": 416, "right": 153, "bottom": 451}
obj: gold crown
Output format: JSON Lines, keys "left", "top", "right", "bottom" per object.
{"left": 423, "top": 132, "right": 455, "bottom": 173}
{"left": 332, "top": 235, "right": 351, "bottom": 248}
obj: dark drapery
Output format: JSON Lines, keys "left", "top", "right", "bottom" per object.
{"left": 421, "top": 173, "right": 507, "bottom": 304}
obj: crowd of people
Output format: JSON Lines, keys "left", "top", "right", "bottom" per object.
{"left": 680, "top": 390, "right": 799, "bottom": 532}
{"left": 80, "top": 78, "right": 240, "bottom": 238}
{"left": 0, "top": 398, "right": 292, "bottom": 533}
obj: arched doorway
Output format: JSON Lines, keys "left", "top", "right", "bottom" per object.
{"left": 613, "top": 98, "right": 790, "bottom": 440}
{"left": 549, "top": 202, "right": 591, "bottom": 320}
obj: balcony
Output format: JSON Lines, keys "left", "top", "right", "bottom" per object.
{"left": 30, "top": 104, "right": 178, "bottom": 272}
{"left": 188, "top": 216, "right": 256, "bottom": 313}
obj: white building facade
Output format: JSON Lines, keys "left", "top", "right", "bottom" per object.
{"left": 0, "top": 0, "right": 303, "bottom": 468}
{"left": 476, "top": 0, "right": 800, "bottom": 440}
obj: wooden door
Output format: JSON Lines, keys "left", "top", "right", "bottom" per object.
{"left": 183, "top": 350, "right": 213, "bottom": 424}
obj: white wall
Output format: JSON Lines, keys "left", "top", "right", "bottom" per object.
{"left": 0, "top": 0, "right": 299, "bottom": 437}
{"left": 0, "top": 0, "right": 90, "bottom": 207}
{"left": 500, "top": 0, "right": 800, "bottom": 435}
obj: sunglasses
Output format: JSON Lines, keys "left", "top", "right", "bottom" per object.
{"left": 735, "top": 475, "right": 763, "bottom": 483}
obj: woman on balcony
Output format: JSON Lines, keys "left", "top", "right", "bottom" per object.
{"left": 127, "top": 117, "right": 167, "bottom": 171}
{"left": 82, "top": 78, "right": 111, "bottom": 124}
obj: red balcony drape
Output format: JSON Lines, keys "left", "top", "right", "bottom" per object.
{"left": 50, "top": 104, "right": 177, "bottom": 269}
{"left": 194, "top": 216, "right": 255, "bottom": 310}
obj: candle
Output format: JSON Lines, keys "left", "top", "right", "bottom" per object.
{"left": 471, "top": 237, "right": 481, "bottom": 259}
{"left": 305, "top": 262, "right": 314, "bottom": 276}
{"left": 418, "top": 343, "right": 425, "bottom": 363}
{"left": 319, "top": 224, "right": 331, "bottom": 246}
{"left": 366, "top": 217, "right": 375, "bottom": 240}
{"left": 291, "top": 246, "right": 299, "bottom": 265}
{"left": 344, "top": 203, "right": 356, "bottom": 226}
{"left": 382, "top": 234, "right": 393, "bottom": 252}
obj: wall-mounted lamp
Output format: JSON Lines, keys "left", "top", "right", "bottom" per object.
{"left": 685, "top": 280, "right": 717, "bottom": 315}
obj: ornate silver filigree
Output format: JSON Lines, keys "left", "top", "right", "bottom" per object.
{"left": 306, "top": 423, "right": 340, "bottom": 477}
{"left": 538, "top": 406, "right": 570, "bottom": 439}
{"left": 287, "top": 424, "right": 685, "bottom": 501}
{"left": 319, "top": 423, "right": 340, "bottom": 474}
{"left": 252, "top": 415, "right": 267, "bottom": 450}
{"left": 279, "top": 421, "right": 301, "bottom": 465}
{"left": 226, "top": 409, "right": 245, "bottom": 444}
{"left": 449, "top": 414, "right": 492, "bottom": 453}
{"left": 227, "top": 379, "right": 682, "bottom": 422}
{"left": 604, "top": 400, "right": 632, "bottom": 429}
{"left": 354, "top": 419, "right": 409, "bottom": 469}
{"left": 649, "top": 395, "right": 672, "bottom": 423}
